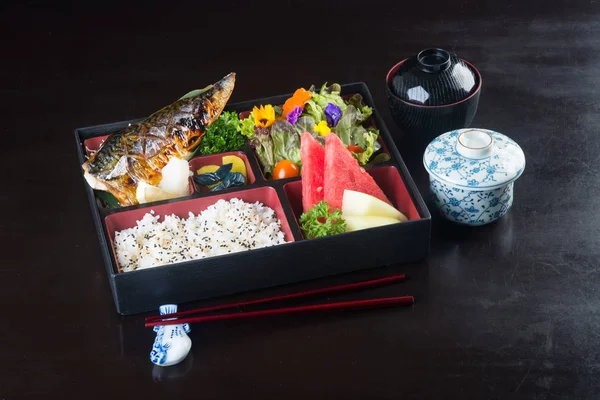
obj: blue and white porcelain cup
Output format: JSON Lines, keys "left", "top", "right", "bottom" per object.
{"left": 423, "top": 128, "right": 525, "bottom": 226}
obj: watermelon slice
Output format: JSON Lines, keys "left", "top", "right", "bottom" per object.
{"left": 323, "top": 133, "right": 391, "bottom": 211}
{"left": 300, "top": 132, "right": 325, "bottom": 213}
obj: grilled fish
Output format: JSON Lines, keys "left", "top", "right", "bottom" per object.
{"left": 82, "top": 72, "right": 236, "bottom": 206}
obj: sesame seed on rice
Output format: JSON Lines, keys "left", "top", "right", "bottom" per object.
{"left": 114, "top": 198, "right": 286, "bottom": 272}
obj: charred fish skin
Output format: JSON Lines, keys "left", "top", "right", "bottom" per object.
{"left": 82, "top": 72, "right": 236, "bottom": 206}
{"left": 87, "top": 132, "right": 126, "bottom": 176}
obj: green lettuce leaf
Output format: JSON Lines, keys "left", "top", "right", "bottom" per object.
{"left": 310, "top": 82, "right": 347, "bottom": 113}
{"left": 271, "top": 120, "right": 302, "bottom": 166}
{"left": 352, "top": 127, "right": 379, "bottom": 165}
{"left": 250, "top": 127, "right": 275, "bottom": 175}
{"left": 303, "top": 99, "right": 324, "bottom": 123}
{"left": 332, "top": 105, "right": 381, "bottom": 165}
{"left": 293, "top": 116, "right": 316, "bottom": 137}
{"left": 347, "top": 94, "right": 373, "bottom": 123}
{"left": 332, "top": 105, "right": 360, "bottom": 145}
{"left": 239, "top": 111, "right": 256, "bottom": 139}
{"left": 303, "top": 83, "right": 348, "bottom": 123}
{"left": 363, "top": 153, "right": 391, "bottom": 168}
{"left": 308, "top": 82, "right": 343, "bottom": 97}
{"left": 274, "top": 105, "right": 283, "bottom": 118}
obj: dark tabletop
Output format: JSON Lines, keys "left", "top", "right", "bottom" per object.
{"left": 3, "top": 0, "right": 600, "bottom": 398}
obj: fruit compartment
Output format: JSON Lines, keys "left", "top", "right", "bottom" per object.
{"left": 283, "top": 165, "right": 423, "bottom": 240}
{"left": 104, "top": 186, "right": 296, "bottom": 274}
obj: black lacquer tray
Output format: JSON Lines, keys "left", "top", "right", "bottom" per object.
{"left": 75, "top": 82, "right": 431, "bottom": 315}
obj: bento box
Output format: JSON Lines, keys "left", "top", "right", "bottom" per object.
{"left": 75, "top": 82, "right": 431, "bottom": 315}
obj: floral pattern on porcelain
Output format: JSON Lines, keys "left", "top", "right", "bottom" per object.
{"left": 424, "top": 129, "right": 525, "bottom": 190}
{"left": 424, "top": 128, "right": 525, "bottom": 225}
{"left": 150, "top": 304, "right": 192, "bottom": 367}
{"left": 430, "top": 178, "right": 514, "bottom": 225}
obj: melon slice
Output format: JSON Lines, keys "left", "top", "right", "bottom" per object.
{"left": 300, "top": 132, "right": 325, "bottom": 213}
{"left": 345, "top": 215, "right": 402, "bottom": 232}
{"left": 342, "top": 190, "right": 408, "bottom": 221}
{"left": 323, "top": 133, "right": 391, "bottom": 211}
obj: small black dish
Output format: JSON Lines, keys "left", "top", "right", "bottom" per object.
{"left": 386, "top": 48, "right": 482, "bottom": 150}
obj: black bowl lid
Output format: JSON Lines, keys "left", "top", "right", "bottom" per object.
{"left": 390, "top": 48, "right": 479, "bottom": 106}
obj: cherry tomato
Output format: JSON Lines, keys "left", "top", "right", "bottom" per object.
{"left": 347, "top": 145, "right": 364, "bottom": 153}
{"left": 272, "top": 160, "right": 300, "bottom": 180}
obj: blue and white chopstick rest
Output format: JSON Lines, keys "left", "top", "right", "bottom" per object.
{"left": 150, "top": 304, "right": 192, "bottom": 367}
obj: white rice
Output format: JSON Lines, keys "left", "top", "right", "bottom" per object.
{"left": 114, "top": 198, "right": 287, "bottom": 272}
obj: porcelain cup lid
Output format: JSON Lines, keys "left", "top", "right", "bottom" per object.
{"left": 423, "top": 128, "right": 525, "bottom": 190}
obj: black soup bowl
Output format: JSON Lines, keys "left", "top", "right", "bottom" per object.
{"left": 386, "top": 48, "right": 482, "bottom": 150}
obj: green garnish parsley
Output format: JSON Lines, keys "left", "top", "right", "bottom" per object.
{"left": 299, "top": 201, "right": 346, "bottom": 239}
{"left": 199, "top": 111, "right": 246, "bottom": 155}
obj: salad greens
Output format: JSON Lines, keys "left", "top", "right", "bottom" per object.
{"left": 239, "top": 112, "right": 257, "bottom": 139}
{"left": 305, "top": 83, "right": 347, "bottom": 123}
{"left": 299, "top": 201, "right": 346, "bottom": 239}
{"left": 333, "top": 105, "right": 381, "bottom": 164}
{"left": 242, "top": 82, "right": 386, "bottom": 177}
{"left": 271, "top": 120, "right": 302, "bottom": 167}
{"left": 293, "top": 116, "right": 316, "bottom": 136}
{"left": 250, "top": 127, "right": 276, "bottom": 175}
{"left": 347, "top": 94, "right": 374, "bottom": 123}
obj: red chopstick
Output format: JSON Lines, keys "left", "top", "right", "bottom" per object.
{"left": 146, "top": 273, "right": 406, "bottom": 324}
{"left": 145, "top": 296, "right": 414, "bottom": 327}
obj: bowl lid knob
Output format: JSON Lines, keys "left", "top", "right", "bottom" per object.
{"left": 417, "top": 48, "right": 451, "bottom": 73}
{"left": 456, "top": 129, "right": 494, "bottom": 159}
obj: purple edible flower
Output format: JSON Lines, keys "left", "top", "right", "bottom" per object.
{"left": 324, "top": 103, "right": 342, "bottom": 127}
{"left": 286, "top": 106, "right": 303, "bottom": 125}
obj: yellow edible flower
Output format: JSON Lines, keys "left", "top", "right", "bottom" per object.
{"left": 253, "top": 104, "right": 275, "bottom": 128}
{"left": 314, "top": 120, "right": 331, "bottom": 136}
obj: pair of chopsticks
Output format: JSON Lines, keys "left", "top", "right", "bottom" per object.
{"left": 145, "top": 273, "right": 413, "bottom": 328}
